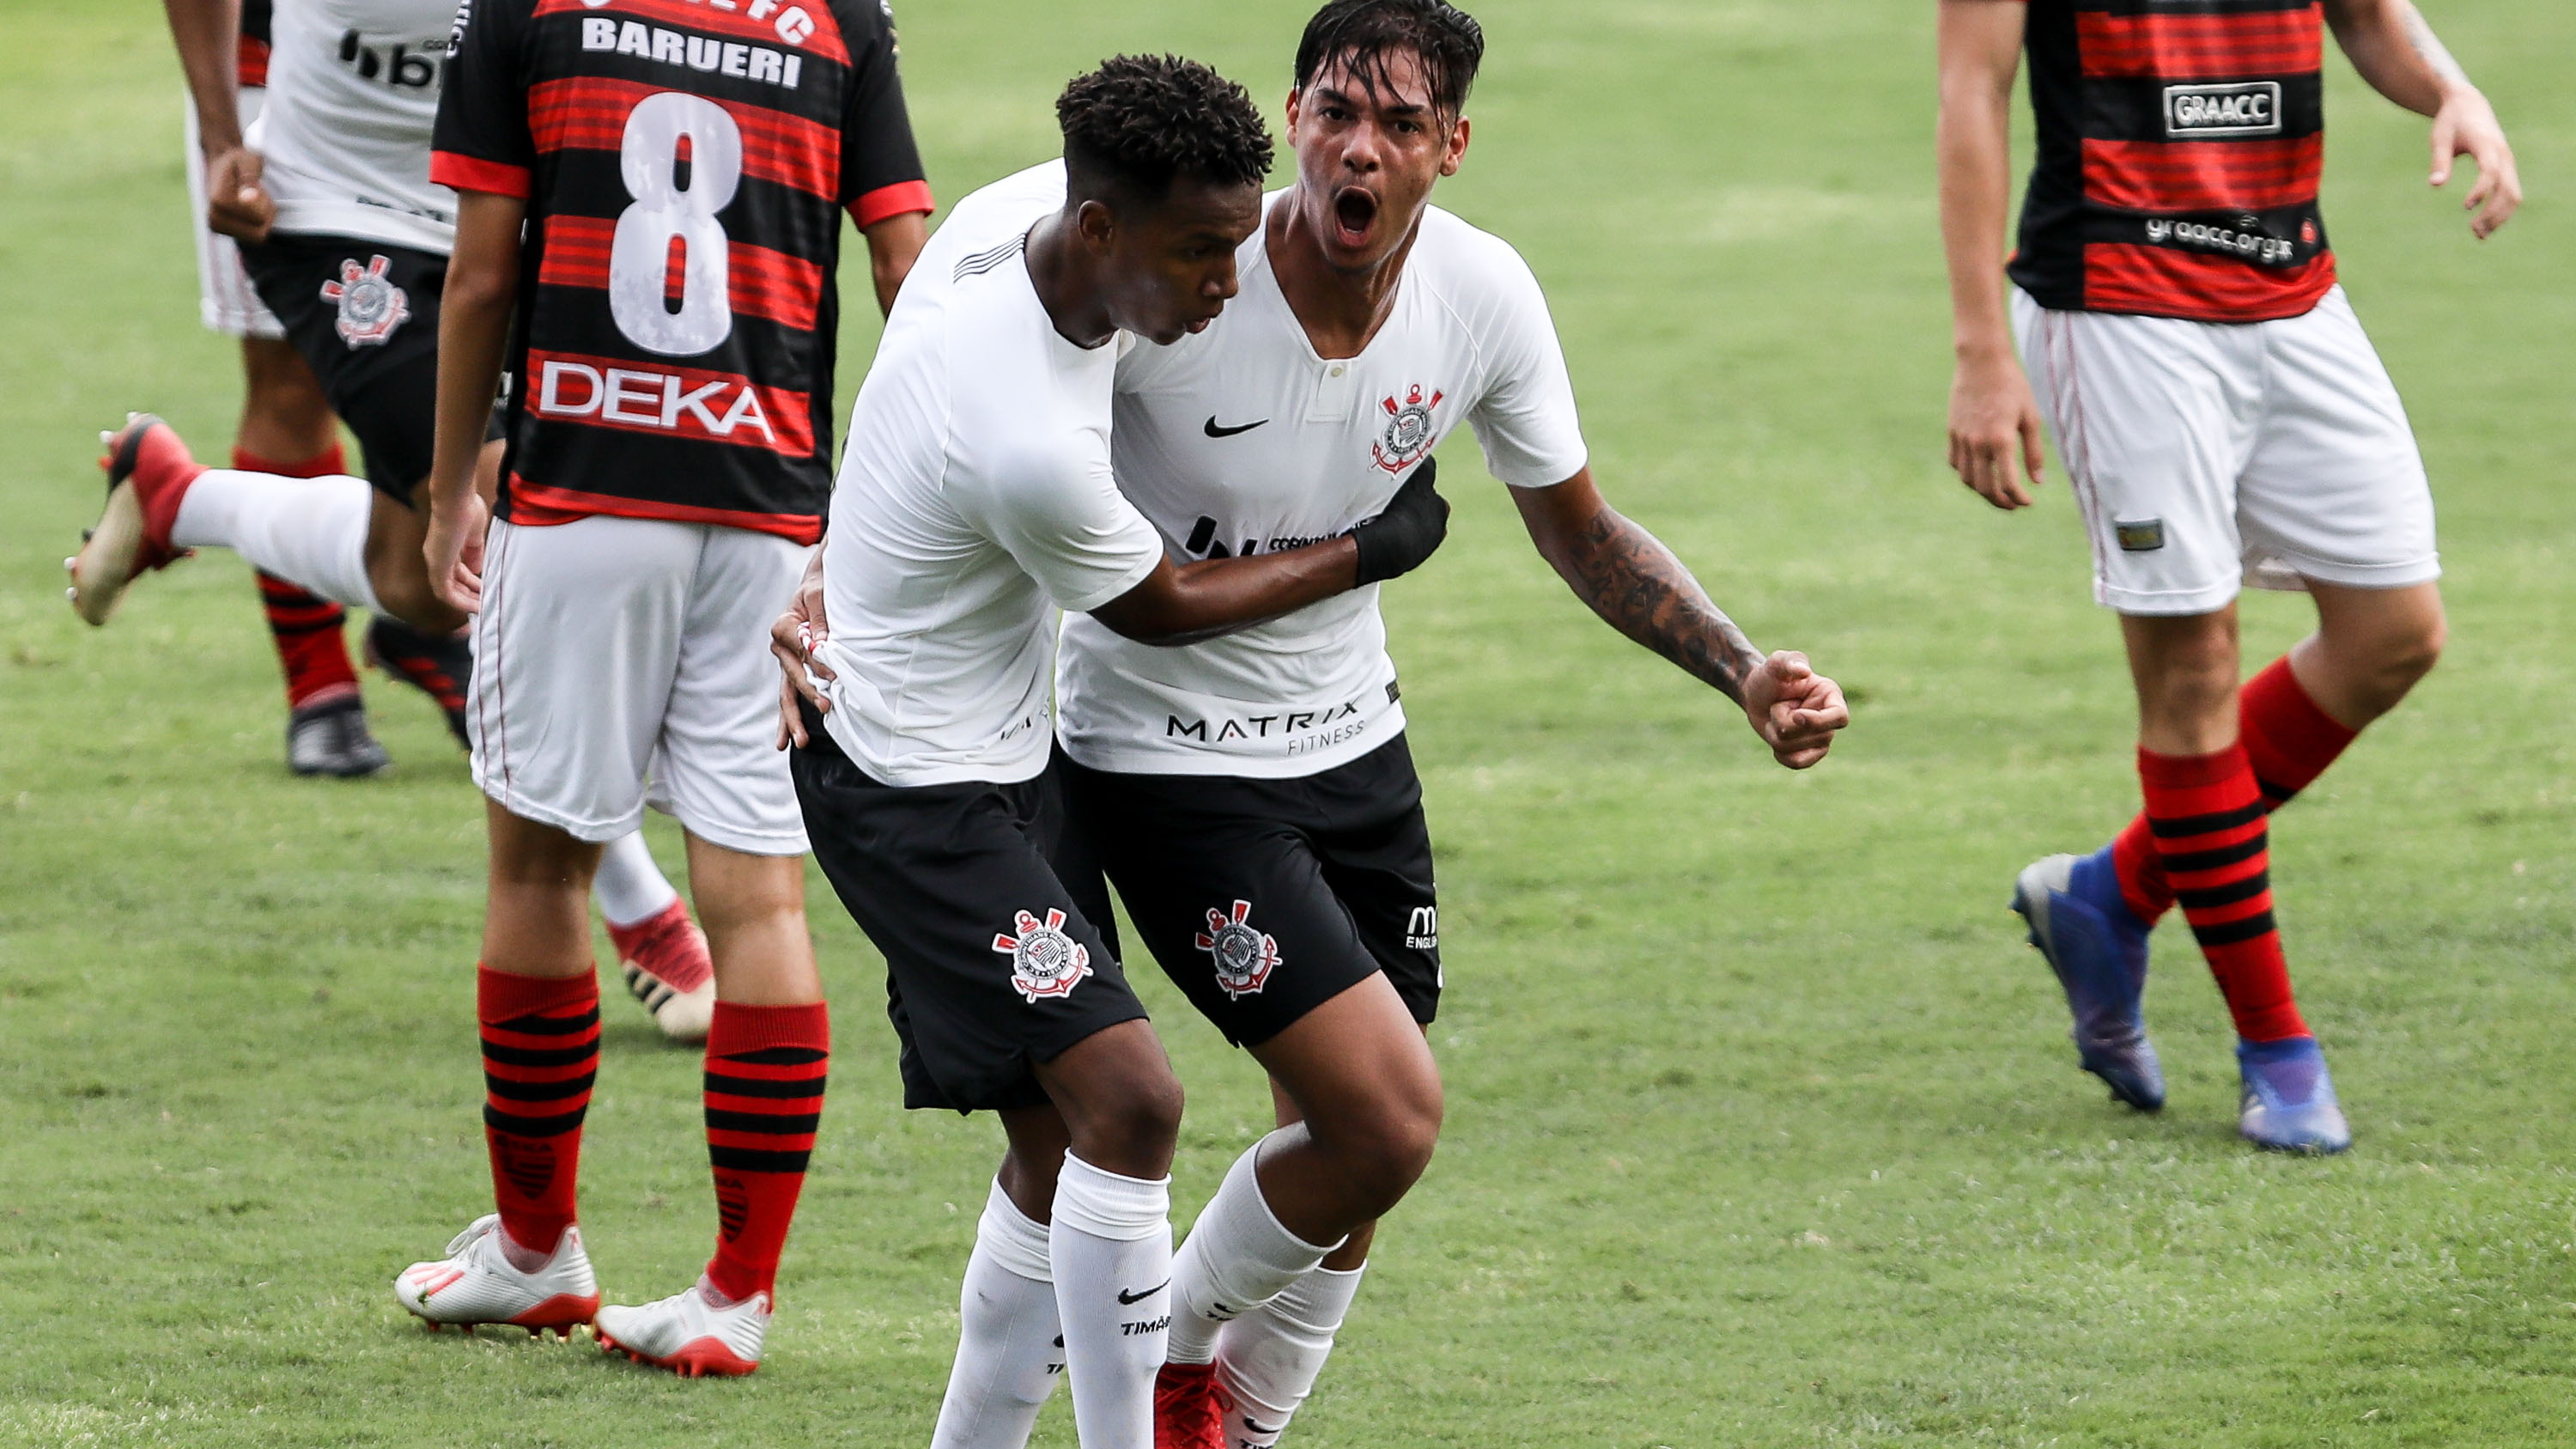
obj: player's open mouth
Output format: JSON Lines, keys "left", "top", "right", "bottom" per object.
{"left": 1332, "top": 186, "right": 1379, "bottom": 247}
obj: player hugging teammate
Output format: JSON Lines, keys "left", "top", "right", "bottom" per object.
{"left": 774, "top": 3, "right": 1849, "bottom": 1443}
{"left": 1937, "top": 0, "right": 2519, "bottom": 1151}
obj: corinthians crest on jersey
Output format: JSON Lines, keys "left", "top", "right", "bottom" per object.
{"left": 320, "top": 254, "right": 411, "bottom": 347}
{"left": 1194, "top": 899, "right": 1281, "bottom": 1000}
{"left": 993, "top": 907, "right": 1092, "bottom": 1003}
{"left": 1370, "top": 383, "right": 1445, "bottom": 473}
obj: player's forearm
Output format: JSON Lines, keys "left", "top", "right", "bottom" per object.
{"left": 862, "top": 213, "right": 927, "bottom": 318}
{"left": 428, "top": 198, "right": 526, "bottom": 516}
{"left": 2326, "top": 0, "right": 2473, "bottom": 118}
{"left": 163, "top": 0, "right": 244, "bottom": 155}
{"left": 1092, "top": 541, "right": 1360, "bottom": 647}
{"left": 1536, "top": 503, "right": 1764, "bottom": 705}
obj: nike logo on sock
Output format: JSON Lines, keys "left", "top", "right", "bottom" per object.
{"left": 1242, "top": 1417, "right": 1282, "bottom": 1434}
{"left": 1115, "top": 1279, "right": 1169, "bottom": 1306}
{"left": 1203, "top": 416, "right": 1269, "bottom": 438}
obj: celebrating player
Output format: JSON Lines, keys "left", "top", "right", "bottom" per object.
{"left": 392, "top": 0, "right": 935, "bottom": 1374}
{"left": 778, "top": 8, "right": 1850, "bottom": 1445}
{"left": 779, "top": 57, "right": 1450, "bottom": 1448}
{"left": 1063, "top": 5, "right": 1844, "bottom": 1444}
{"left": 1937, "top": 0, "right": 2520, "bottom": 1151}
{"left": 166, "top": 0, "right": 386, "bottom": 776}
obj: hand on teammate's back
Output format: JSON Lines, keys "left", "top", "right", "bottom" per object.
{"left": 1947, "top": 351, "right": 2047, "bottom": 510}
{"left": 1350, "top": 457, "right": 1450, "bottom": 585}
{"left": 1741, "top": 651, "right": 1850, "bottom": 770}
{"left": 204, "top": 147, "right": 275, "bottom": 244}
{"left": 772, "top": 546, "right": 834, "bottom": 751}
{"left": 2430, "top": 88, "right": 2521, "bottom": 240}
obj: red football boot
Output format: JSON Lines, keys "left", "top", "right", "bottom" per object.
{"left": 609, "top": 898, "right": 716, "bottom": 1043}
{"left": 69, "top": 413, "right": 207, "bottom": 625}
{"left": 1154, "top": 1361, "right": 1228, "bottom": 1449}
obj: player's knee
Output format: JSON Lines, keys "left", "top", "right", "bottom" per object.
{"left": 1059, "top": 1057, "right": 1184, "bottom": 1171}
{"left": 2379, "top": 613, "right": 2445, "bottom": 692}
{"left": 1322, "top": 1095, "right": 1442, "bottom": 1215}
{"left": 1084, "top": 1079, "right": 1183, "bottom": 1169}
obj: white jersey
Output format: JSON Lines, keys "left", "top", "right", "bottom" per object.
{"left": 1054, "top": 198, "right": 1588, "bottom": 777}
{"left": 249, "top": 0, "right": 459, "bottom": 254}
{"left": 813, "top": 161, "right": 1166, "bottom": 788}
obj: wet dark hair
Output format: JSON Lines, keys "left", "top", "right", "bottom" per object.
{"left": 1057, "top": 54, "right": 1274, "bottom": 207}
{"left": 1293, "top": 0, "right": 1485, "bottom": 120}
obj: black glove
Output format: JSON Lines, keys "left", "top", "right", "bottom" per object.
{"left": 1350, "top": 457, "right": 1449, "bottom": 586}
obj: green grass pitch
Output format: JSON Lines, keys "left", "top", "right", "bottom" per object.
{"left": 4, "top": 1, "right": 2574, "bottom": 1443}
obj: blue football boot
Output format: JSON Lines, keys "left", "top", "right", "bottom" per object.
{"left": 2011, "top": 847, "right": 2165, "bottom": 1111}
{"left": 2236, "top": 1035, "right": 2351, "bottom": 1154}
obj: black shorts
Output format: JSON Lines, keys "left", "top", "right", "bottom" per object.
{"left": 791, "top": 706, "right": 1148, "bottom": 1113}
{"left": 1060, "top": 734, "right": 1440, "bottom": 1050}
{"left": 239, "top": 234, "right": 444, "bottom": 504}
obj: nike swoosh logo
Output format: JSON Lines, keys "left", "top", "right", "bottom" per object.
{"left": 1204, "top": 416, "right": 1270, "bottom": 438}
{"left": 1242, "top": 1418, "right": 1282, "bottom": 1434}
{"left": 1115, "top": 1280, "right": 1169, "bottom": 1305}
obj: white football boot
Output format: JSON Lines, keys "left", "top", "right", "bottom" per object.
{"left": 595, "top": 1277, "right": 770, "bottom": 1377}
{"left": 393, "top": 1214, "right": 599, "bottom": 1335}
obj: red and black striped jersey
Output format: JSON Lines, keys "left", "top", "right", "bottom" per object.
{"left": 240, "top": 0, "right": 272, "bottom": 88}
{"left": 2008, "top": 0, "right": 2335, "bottom": 323}
{"left": 430, "top": 0, "right": 932, "bottom": 544}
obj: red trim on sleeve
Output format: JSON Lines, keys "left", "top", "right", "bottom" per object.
{"left": 237, "top": 36, "right": 270, "bottom": 89}
{"left": 502, "top": 477, "right": 823, "bottom": 545}
{"left": 850, "top": 180, "right": 934, "bottom": 229}
{"left": 430, "top": 151, "right": 532, "bottom": 199}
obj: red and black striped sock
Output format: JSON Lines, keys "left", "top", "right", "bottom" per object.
{"left": 478, "top": 965, "right": 599, "bottom": 1257}
{"left": 235, "top": 445, "right": 358, "bottom": 711}
{"left": 2138, "top": 746, "right": 2310, "bottom": 1044}
{"left": 2112, "top": 657, "right": 2359, "bottom": 922}
{"left": 702, "top": 1002, "right": 829, "bottom": 1304}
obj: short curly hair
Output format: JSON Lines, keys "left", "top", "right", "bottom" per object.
{"left": 1294, "top": 0, "right": 1485, "bottom": 120}
{"left": 1057, "top": 55, "right": 1274, "bottom": 206}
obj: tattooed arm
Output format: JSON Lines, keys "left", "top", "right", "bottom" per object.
{"left": 2324, "top": 0, "right": 2521, "bottom": 238}
{"left": 1512, "top": 469, "right": 1849, "bottom": 769}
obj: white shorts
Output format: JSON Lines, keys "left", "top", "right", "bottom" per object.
{"left": 184, "top": 93, "right": 286, "bottom": 341}
{"left": 2013, "top": 285, "right": 2439, "bottom": 616}
{"left": 471, "top": 515, "right": 810, "bottom": 856}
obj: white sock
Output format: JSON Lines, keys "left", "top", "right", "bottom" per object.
{"left": 170, "top": 467, "right": 380, "bottom": 612}
{"left": 1215, "top": 1261, "right": 1366, "bottom": 1447}
{"left": 590, "top": 831, "right": 679, "bottom": 928}
{"left": 932, "top": 1181, "right": 1066, "bottom": 1449}
{"left": 1169, "top": 1130, "right": 1340, "bottom": 1365}
{"left": 1048, "top": 1152, "right": 1170, "bottom": 1449}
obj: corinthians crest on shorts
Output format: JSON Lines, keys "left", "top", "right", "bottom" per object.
{"left": 993, "top": 907, "right": 1092, "bottom": 1003}
{"left": 1370, "top": 383, "right": 1444, "bottom": 473}
{"left": 319, "top": 254, "right": 410, "bottom": 347}
{"left": 1194, "top": 899, "right": 1281, "bottom": 1000}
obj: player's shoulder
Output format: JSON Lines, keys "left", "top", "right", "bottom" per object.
{"left": 1413, "top": 205, "right": 1541, "bottom": 284}
{"left": 446, "top": 0, "right": 536, "bottom": 46}
{"left": 1409, "top": 204, "right": 1553, "bottom": 327}
{"left": 821, "top": 0, "right": 899, "bottom": 51}
{"left": 936, "top": 161, "right": 1066, "bottom": 257}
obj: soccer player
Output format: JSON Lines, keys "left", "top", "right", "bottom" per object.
{"left": 1937, "top": 0, "right": 2520, "bottom": 1151}
{"left": 777, "top": 9, "right": 1850, "bottom": 1446}
{"left": 82, "top": 0, "right": 928, "bottom": 1040}
{"left": 780, "top": 57, "right": 1450, "bottom": 1446}
{"left": 167, "top": 0, "right": 387, "bottom": 776}
{"left": 393, "top": 0, "right": 936, "bottom": 1375}
{"left": 1061, "top": 6, "right": 1845, "bottom": 1444}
